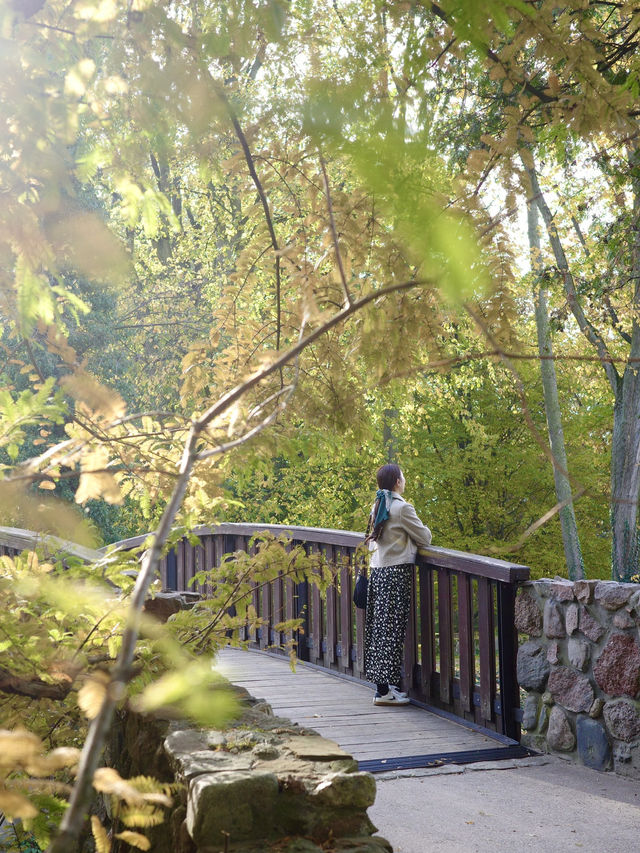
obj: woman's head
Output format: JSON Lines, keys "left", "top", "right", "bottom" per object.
{"left": 376, "top": 463, "right": 404, "bottom": 493}
{"left": 365, "top": 463, "right": 405, "bottom": 542}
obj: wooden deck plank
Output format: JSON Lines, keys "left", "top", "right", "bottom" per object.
{"left": 216, "top": 648, "right": 507, "bottom": 762}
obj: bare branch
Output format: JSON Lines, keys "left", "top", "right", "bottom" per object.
{"left": 0, "top": 666, "right": 71, "bottom": 701}
{"left": 47, "top": 423, "right": 201, "bottom": 853}
{"left": 489, "top": 488, "right": 587, "bottom": 555}
{"left": 217, "top": 92, "right": 283, "bottom": 358}
{"left": 196, "top": 388, "right": 294, "bottom": 460}
{"left": 318, "top": 154, "right": 353, "bottom": 307}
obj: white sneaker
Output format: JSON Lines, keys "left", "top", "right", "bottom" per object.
{"left": 373, "top": 687, "right": 410, "bottom": 706}
{"left": 389, "top": 685, "right": 408, "bottom": 699}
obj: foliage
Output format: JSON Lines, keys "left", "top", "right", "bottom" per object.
{"left": 1, "top": 0, "right": 640, "bottom": 847}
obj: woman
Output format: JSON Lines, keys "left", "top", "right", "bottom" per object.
{"left": 364, "top": 463, "right": 432, "bottom": 706}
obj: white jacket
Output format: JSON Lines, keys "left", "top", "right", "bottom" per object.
{"left": 369, "top": 493, "right": 432, "bottom": 568}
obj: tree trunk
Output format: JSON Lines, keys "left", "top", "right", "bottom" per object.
{"left": 610, "top": 364, "right": 640, "bottom": 581}
{"left": 611, "top": 146, "right": 640, "bottom": 582}
{"left": 527, "top": 161, "right": 640, "bottom": 581}
{"left": 527, "top": 201, "right": 585, "bottom": 580}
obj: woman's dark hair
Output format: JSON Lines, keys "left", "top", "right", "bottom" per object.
{"left": 366, "top": 464, "right": 402, "bottom": 543}
{"left": 376, "top": 463, "right": 402, "bottom": 491}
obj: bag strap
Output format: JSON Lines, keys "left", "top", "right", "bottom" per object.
{"left": 363, "top": 507, "right": 374, "bottom": 546}
{"left": 356, "top": 513, "right": 374, "bottom": 577}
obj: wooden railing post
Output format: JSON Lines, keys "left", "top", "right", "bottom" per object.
{"left": 295, "top": 578, "right": 310, "bottom": 662}
{"left": 497, "top": 582, "right": 521, "bottom": 741}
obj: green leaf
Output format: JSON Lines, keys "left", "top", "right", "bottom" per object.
{"left": 16, "top": 259, "right": 55, "bottom": 334}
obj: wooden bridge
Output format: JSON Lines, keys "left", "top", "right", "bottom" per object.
{"left": 2, "top": 522, "right": 533, "bottom": 771}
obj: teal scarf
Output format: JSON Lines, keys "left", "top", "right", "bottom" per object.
{"left": 373, "top": 488, "right": 398, "bottom": 528}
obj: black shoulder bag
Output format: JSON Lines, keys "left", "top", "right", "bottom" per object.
{"left": 353, "top": 514, "right": 373, "bottom": 609}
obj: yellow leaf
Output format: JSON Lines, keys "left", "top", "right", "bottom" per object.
{"left": 26, "top": 747, "right": 81, "bottom": 776}
{"left": 47, "top": 212, "right": 128, "bottom": 283}
{"left": 74, "top": 445, "right": 122, "bottom": 505}
{"left": 547, "top": 73, "right": 560, "bottom": 95}
{"left": 0, "top": 787, "right": 38, "bottom": 819}
{"left": 93, "top": 767, "right": 145, "bottom": 805}
{"left": 38, "top": 480, "right": 56, "bottom": 489}
{"left": 520, "top": 148, "right": 534, "bottom": 170}
{"left": 41, "top": 324, "right": 78, "bottom": 365}
{"left": 93, "top": 767, "right": 122, "bottom": 791}
{"left": 466, "top": 149, "right": 490, "bottom": 173}
{"left": 91, "top": 815, "right": 111, "bottom": 853}
{"left": 78, "top": 671, "right": 110, "bottom": 719}
{"left": 115, "top": 831, "right": 151, "bottom": 850}
{"left": 76, "top": 470, "right": 122, "bottom": 505}
{"left": 60, "top": 371, "right": 126, "bottom": 421}
{"left": 0, "top": 729, "right": 43, "bottom": 766}
{"left": 0, "top": 483, "right": 98, "bottom": 549}
{"left": 520, "top": 124, "right": 535, "bottom": 143}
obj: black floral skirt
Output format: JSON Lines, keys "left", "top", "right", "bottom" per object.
{"left": 364, "top": 563, "right": 413, "bottom": 686}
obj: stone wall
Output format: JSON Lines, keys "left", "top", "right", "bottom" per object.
{"left": 516, "top": 578, "right": 640, "bottom": 777}
{"left": 112, "top": 688, "right": 392, "bottom": 853}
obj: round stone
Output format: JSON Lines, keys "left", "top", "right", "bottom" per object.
{"left": 594, "top": 633, "right": 640, "bottom": 698}
{"left": 565, "top": 602, "right": 579, "bottom": 636}
{"left": 594, "top": 582, "right": 634, "bottom": 611}
{"left": 568, "top": 638, "right": 590, "bottom": 672}
{"left": 547, "top": 705, "right": 575, "bottom": 751}
{"left": 515, "top": 590, "right": 543, "bottom": 636}
{"left": 576, "top": 716, "right": 611, "bottom": 771}
{"left": 574, "top": 580, "right": 595, "bottom": 604}
{"left": 550, "top": 581, "right": 575, "bottom": 602}
{"left": 548, "top": 666, "right": 594, "bottom": 713}
{"left": 543, "top": 600, "right": 566, "bottom": 638}
{"left": 517, "top": 641, "right": 550, "bottom": 692}
{"left": 578, "top": 607, "right": 605, "bottom": 642}
{"left": 522, "top": 694, "right": 540, "bottom": 731}
{"left": 603, "top": 700, "right": 640, "bottom": 742}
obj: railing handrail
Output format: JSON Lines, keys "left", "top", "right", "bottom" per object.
{"left": 107, "top": 523, "right": 530, "bottom": 585}
{"left": 0, "top": 525, "right": 103, "bottom": 563}
{"left": 106, "top": 522, "right": 365, "bottom": 552}
{"left": 3, "top": 523, "right": 530, "bottom": 585}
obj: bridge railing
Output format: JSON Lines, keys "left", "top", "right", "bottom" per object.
{"left": 112, "top": 522, "right": 529, "bottom": 740}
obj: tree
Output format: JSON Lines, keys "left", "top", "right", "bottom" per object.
{"left": 431, "top": 0, "right": 640, "bottom": 580}
{"left": 1, "top": 0, "right": 489, "bottom": 847}
{"left": 527, "top": 199, "right": 585, "bottom": 580}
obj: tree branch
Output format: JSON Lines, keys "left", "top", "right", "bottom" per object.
{"left": 318, "top": 154, "right": 353, "bottom": 307}
{"left": 219, "top": 95, "right": 283, "bottom": 357}
{"left": 489, "top": 488, "right": 587, "bottom": 555}
{"left": 525, "top": 160, "right": 620, "bottom": 393}
{"left": 0, "top": 667, "right": 71, "bottom": 701}
{"left": 464, "top": 302, "right": 591, "bottom": 499}
{"left": 428, "top": 2, "right": 556, "bottom": 104}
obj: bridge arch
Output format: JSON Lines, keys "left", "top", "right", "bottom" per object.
{"left": 110, "top": 522, "right": 529, "bottom": 740}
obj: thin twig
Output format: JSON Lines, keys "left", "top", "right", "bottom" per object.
{"left": 489, "top": 489, "right": 587, "bottom": 555}
{"left": 318, "top": 153, "right": 353, "bottom": 307}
